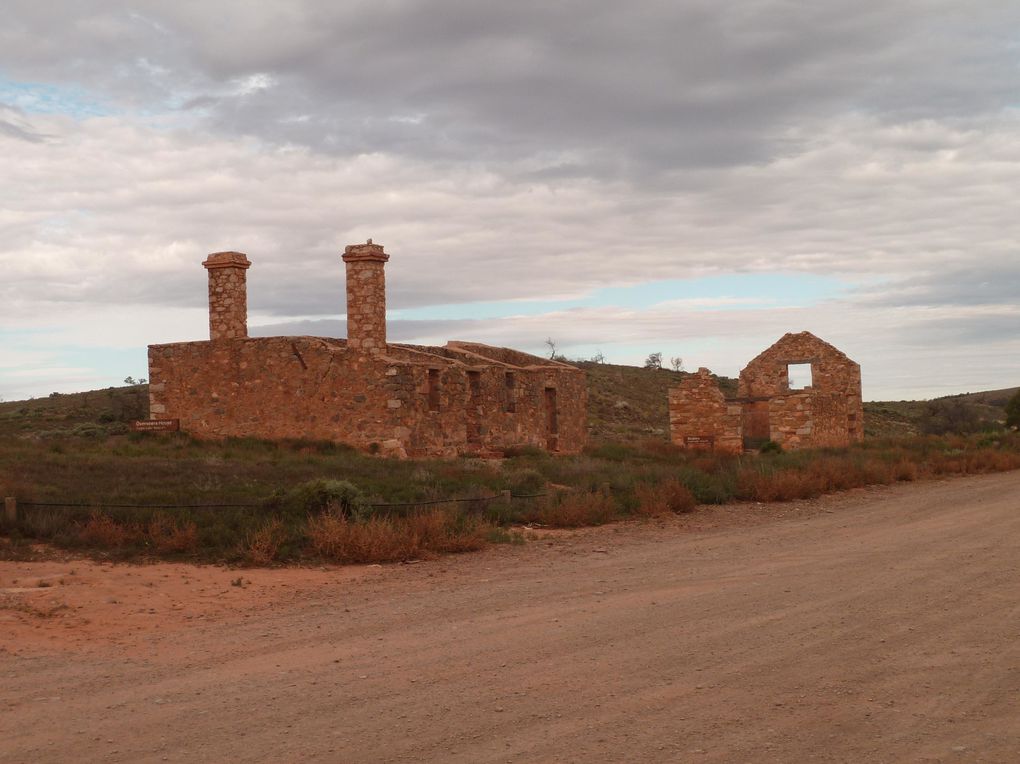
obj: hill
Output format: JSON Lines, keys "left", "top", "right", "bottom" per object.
{"left": 0, "top": 367, "right": 1012, "bottom": 443}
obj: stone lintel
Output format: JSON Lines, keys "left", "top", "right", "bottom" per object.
{"left": 203, "top": 251, "right": 251, "bottom": 270}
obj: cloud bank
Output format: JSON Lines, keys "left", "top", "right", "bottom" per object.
{"left": 2, "top": 1, "right": 1018, "bottom": 401}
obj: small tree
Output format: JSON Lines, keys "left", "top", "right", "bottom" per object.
{"left": 670, "top": 356, "right": 684, "bottom": 372}
{"left": 545, "top": 337, "right": 559, "bottom": 360}
{"left": 1006, "top": 389, "right": 1020, "bottom": 429}
{"left": 644, "top": 352, "right": 663, "bottom": 370}
{"left": 590, "top": 350, "right": 606, "bottom": 364}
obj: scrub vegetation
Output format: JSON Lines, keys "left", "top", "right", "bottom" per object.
{"left": 1, "top": 376, "right": 1017, "bottom": 565}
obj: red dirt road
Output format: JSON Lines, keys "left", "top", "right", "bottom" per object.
{"left": 3, "top": 472, "right": 1020, "bottom": 763}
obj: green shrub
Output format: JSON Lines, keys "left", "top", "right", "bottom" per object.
{"left": 272, "top": 479, "right": 369, "bottom": 518}
{"left": 506, "top": 468, "right": 546, "bottom": 496}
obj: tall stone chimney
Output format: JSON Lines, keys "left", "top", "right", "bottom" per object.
{"left": 342, "top": 239, "right": 389, "bottom": 352}
{"left": 202, "top": 251, "right": 251, "bottom": 340}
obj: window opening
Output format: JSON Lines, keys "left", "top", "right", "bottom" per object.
{"left": 787, "top": 363, "right": 813, "bottom": 390}
{"left": 427, "top": 369, "right": 441, "bottom": 412}
{"left": 505, "top": 372, "right": 516, "bottom": 413}
{"left": 545, "top": 387, "right": 559, "bottom": 451}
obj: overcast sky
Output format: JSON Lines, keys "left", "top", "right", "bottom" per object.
{"left": 2, "top": 1, "right": 1018, "bottom": 402}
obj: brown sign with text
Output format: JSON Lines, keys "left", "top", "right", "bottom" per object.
{"left": 131, "top": 419, "right": 180, "bottom": 433}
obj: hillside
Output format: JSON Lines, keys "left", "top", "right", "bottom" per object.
{"left": 0, "top": 368, "right": 1012, "bottom": 443}
{"left": 0, "top": 385, "right": 148, "bottom": 439}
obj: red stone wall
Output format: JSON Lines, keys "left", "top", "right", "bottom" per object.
{"left": 738, "top": 332, "right": 863, "bottom": 450}
{"left": 668, "top": 368, "right": 743, "bottom": 454}
{"left": 148, "top": 338, "right": 586, "bottom": 457}
{"left": 668, "top": 332, "right": 863, "bottom": 453}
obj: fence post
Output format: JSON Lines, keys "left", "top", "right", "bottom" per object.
{"left": 4, "top": 497, "right": 15, "bottom": 524}
{"left": 501, "top": 490, "right": 511, "bottom": 502}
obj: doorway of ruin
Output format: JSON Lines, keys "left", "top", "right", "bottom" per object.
{"left": 743, "top": 400, "right": 770, "bottom": 451}
{"left": 544, "top": 387, "right": 559, "bottom": 451}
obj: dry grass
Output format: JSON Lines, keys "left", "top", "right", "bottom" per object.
{"left": 147, "top": 515, "right": 199, "bottom": 553}
{"left": 78, "top": 513, "right": 140, "bottom": 547}
{"left": 534, "top": 491, "right": 617, "bottom": 527}
{"left": 634, "top": 480, "right": 697, "bottom": 516}
{"left": 307, "top": 509, "right": 489, "bottom": 564}
{"left": 241, "top": 519, "right": 287, "bottom": 565}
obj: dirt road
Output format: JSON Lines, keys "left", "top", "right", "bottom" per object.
{"left": 3, "top": 472, "right": 1020, "bottom": 763}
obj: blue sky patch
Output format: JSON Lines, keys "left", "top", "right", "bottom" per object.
{"left": 391, "top": 272, "right": 850, "bottom": 321}
{"left": 0, "top": 76, "right": 113, "bottom": 118}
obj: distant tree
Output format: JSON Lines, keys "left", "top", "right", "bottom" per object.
{"left": 590, "top": 350, "right": 606, "bottom": 364}
{"left": 1006, "top": 389, "right": 1020, "bottom": 429}
{"left": 543, "top": 337, "right": 567, "bottom": 362}
{"left": 669, "top": 356, "right": 684, "bottom": 372}
{"left": 124, "top": 376, "right": 136, "bottom": 385}
{"left": 919, "top": 398, "right": 985, "bottom": 435}
{"left": 644, "top": 352, "right": 663, "bottom": 370}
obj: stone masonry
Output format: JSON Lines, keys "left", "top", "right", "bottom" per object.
{"left": 342, "top": 240, "right": 388, "bottom": 353}
{"left": 149, "top": 241, "right": 587, "bottom": 457}
{"left": 669, "top": 332, "right": 863, "bottom": 452}
{"left": 202, "top": 251, "right": 250, "bottom": 340}
{"left": 667, "top": 368, "right": 744, "bottom": 455}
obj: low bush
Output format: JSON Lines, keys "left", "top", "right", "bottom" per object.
{"left": 531, "top": 490, "right": 617, "bottom": 527}
{"left": 634, "top": 480, "right": 697, "bottom": 516}
{"left": 241, "top": 518, "right": 287, "bottom": 565}
{"left": 147, "top": 515, "right": 199, "bottom": 553}
{"left": 307, "top": 508, "right": 489, "bottom": 564}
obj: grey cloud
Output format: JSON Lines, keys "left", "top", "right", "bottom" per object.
{"left": 0, "top": 119, "right": 44, "bottom": 142}
{"left": 250, "top": 317, "right": 482, "bottom": 343}
{"left": 857, "top": 265, "right": 1020, "bottom": 309}
{"left": 4, "top": 2, "right": 1020, "bottom": 175}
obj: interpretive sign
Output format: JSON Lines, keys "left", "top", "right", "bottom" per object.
{"left": 684, "top": 435, "right": 715, "bottom": 448}
{"left": 131, "top": 419, "right": 180, "bottom": 433}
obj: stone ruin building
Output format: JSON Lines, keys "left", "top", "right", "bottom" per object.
{"left": 147, "top": 241, "right": 587, "bottom": 458}
{"left": 668, "top": 332, "right": 863, "bottom": 453}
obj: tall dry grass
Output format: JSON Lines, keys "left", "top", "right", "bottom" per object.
{"left": 634, "top": 480, "right": 697, "bottom": 516}
{"left": 307, "top": 509, "right": 489, "bottom": 564}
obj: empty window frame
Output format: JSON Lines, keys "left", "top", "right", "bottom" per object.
{"left": 787, "top": 363, "right": 813, "bottom": 390}
{"left": 467, "top": 371, "right": 481, "bottom": 401}
{"left": 427, "top": 369, "right": 441, "bottom": 412}
{"left": 504, "top": 372, "right": 516, "bottom": 413}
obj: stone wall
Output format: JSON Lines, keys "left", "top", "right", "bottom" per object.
{"left": 148, "top": 337, "right": 586, "bottom": 457}
{"left": 667, "top": 368, "right": 743, "bottom": 454}
{"left": 150, "top": 240, "right": 586, "bottom": 458}
{"left": 668, "top": 332, "right": 863, "bottom": 453}
{"left": 739, "top": 332, "right": 863, "bottom": 450}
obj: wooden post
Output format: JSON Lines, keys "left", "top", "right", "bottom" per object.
{"left": 4, "top": 497, "right": 16, "bottom": 524}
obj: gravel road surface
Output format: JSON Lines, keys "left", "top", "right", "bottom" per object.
{"left": 3, "top": 472, "right": 1020, "bottom": 763}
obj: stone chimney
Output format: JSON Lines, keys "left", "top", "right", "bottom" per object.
{"left": 202, "top": 251, "right": 251, "bottom": 340}
{"left": 342, "top": 239, "right": 389, "bottom": 352}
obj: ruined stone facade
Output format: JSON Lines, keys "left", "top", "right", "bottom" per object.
{"left": 667, "top": 368, "right": 744, "bottom": 455}
{"left": 669, "top": 332, "right": 863, "bottom": 452}
{"left": 148, "top": 242, "right": 587, "bottom": 457}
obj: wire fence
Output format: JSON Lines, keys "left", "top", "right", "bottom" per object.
{"left": 5, "top": 491, "right": 552, "bottom": 522}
